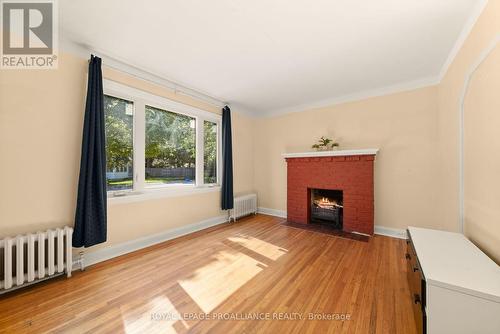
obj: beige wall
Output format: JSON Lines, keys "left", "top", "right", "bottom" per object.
{"left": 254, "top": 86, "right": 442, "bottom": 231}
{"left": 1, "top": 1, "right": 498, "bottom": 263}
{"left": 437, "top": 0, "right": 500, "bottom": 263}
{"left": 463, "top": 46, "right": 500, "bottom": 263}
{"left": 0, "top": 53, "right": 255, "bottom": 254}
{"left": 253, "top": 2, "right": 500, "bottom": 266}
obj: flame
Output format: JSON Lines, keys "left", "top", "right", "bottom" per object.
{"left": 314, "top": 196, "right": 342, "bottom": 209}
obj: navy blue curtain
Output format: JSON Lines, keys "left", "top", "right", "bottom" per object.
{"left": 73, "top": 55, "right": 107, "bottom": 248}
{"left": 221, "top": 106, "right": 234, "bottom": 210}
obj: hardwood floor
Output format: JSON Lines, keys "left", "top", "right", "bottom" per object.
{"left": 0, "top": 214, "right": 417, "bottom": 334}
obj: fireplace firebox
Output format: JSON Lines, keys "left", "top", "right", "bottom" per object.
{"left": 310, "top": 189, "right": 343, "bottom": 229}
{"left": 285, "top": 151, "right": 377, "bottom": 235}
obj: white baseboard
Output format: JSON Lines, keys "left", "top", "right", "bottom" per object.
{"left": 374, "top": 225, "right": 407, "bottom": 239}
{"left": 257, "top": 207, "right": 287, "bottom": 218}
{"left": 74, "top": 209, "right": 407, "bottom": 270}
{"left": 76, "top": 214, "right": 228, "bottom": 269}
{"left": 258, "top": 207, "right": 407, "bottom": 239}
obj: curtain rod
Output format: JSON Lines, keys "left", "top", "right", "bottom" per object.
{"left": 91, "top": 52, "right": 229, "bottom": 109}
{"left": 63, "top": 38, "right": 229, "bottom": 109}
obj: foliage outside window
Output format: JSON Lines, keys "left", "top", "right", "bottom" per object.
{"left": 104, "top": 95, "right": 134, "bottom": 191}
{"left": 204, "top": 121, "right": 217, "bottom": 184}
{"left": 103, "top": 82, "right": 221, "bottom": 196}
{"left": 145, "top": 105, "right": 196, "bottom": 186}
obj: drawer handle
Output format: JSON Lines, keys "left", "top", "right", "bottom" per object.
{"left": 414, "top": 294, "right": 421, "bottom": 305}
{"left": 413, "top": 267, "right": 419, "bottom": 272}
{"left": 405, "top": 253, "right": 411, "bottom": 260}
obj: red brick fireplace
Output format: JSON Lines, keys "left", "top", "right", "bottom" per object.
{"left": 284, "top": 149, "right": 378, "bottom": 235}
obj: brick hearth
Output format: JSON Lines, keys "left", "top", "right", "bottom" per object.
{"left": 285, "top": 152, "right": 376, "bottom": 235}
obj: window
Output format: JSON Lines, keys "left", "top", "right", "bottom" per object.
{"left": 204, "top": 120, "right": 217, "bottom": 184}
{"left": 145, "top": 105, "right": 196, "bottom": 186}
{"left": 103, "top": 80, "right": 221, "bottom": 198}
{"left": 104, "top": 95, "right": 134, "bottom": 191}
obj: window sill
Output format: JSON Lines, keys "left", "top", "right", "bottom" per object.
{"left": 107, "top": 184, "right": 221, "bottom": 205}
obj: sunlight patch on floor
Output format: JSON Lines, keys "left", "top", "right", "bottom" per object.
{"left": 178, "top": 250, "right": 263, "bottom": 313}
{"left": 123, "top": 296, "right": 184, "bottom": 334}
{"left": 228, "top": 234, "right": 288, "bottom": 261}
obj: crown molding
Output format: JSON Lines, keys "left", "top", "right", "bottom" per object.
{"left": 254, "top": 1, "right": 490, "bottom": 118}
{"left": 60, "top": 35, "right": 229, "bottom": 108}
{"left": 262, "top": 75, "right": 440, "bottom": 118}
{"left": 60, "top": 35, "right": 261, "bottom": 118}
{"left": 60, "top": 1, "right": 489, "bottom": 119}
{"left": 438, "top": 0, "right": 489, "bottom": 81}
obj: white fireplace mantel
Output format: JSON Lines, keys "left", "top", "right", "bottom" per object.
{"left": 282, "top": 149, "right": 379, "bottom": 159}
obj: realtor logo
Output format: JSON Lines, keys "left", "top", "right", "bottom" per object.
{"left": 1, "top": 0, "right": 58, "bottom": 69}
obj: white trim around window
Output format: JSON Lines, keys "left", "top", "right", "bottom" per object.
{"left": 103, "top": 79, "right": 222, "bottom": 204}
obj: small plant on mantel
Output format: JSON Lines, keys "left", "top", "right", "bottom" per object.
{"left": 311, "top": 136, "right": 339, "bottom": 151}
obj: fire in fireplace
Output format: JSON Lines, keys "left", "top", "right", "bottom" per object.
{"left": 310, "top": 189, "right": 343, "bottom": 229}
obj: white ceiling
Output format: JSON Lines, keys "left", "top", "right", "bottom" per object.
{"left": 60, "top": 0, "right": 484, "bottom": 116}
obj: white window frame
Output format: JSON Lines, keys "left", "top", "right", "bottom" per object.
{"left": 104, "top": 79, "right": 222, "bottom": 203}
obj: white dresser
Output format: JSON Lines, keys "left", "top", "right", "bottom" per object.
{"left": 406, "top": 227, "right": 500, "bottom": 334}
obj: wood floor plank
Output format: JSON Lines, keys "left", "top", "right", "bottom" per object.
{"left": 0, "top": 214, "right": 417, "bottom": 334}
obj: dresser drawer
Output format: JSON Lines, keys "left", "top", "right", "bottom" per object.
{"left": 406, "top": 240, "right": 425, "bottom": 301}
{"left": 407, "top": 226, "right": 500, "bottom": 334}
{"left": 406, "top": 236, "right": 426, "bottom": 334}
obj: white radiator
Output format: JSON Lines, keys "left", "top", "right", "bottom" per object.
{"left": 229, "top": 194, "right": 257, "bottom": 222}
{"left": 0, "top": 227, "right": 73, "bottom": 293}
